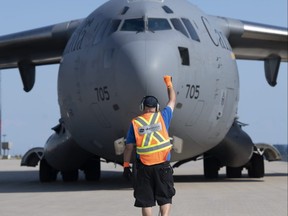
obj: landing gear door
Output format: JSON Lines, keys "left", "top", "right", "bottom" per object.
{"left": 114, "top": 137, "right": 126, "bottom": 155}
{"left": 172, "top": 136, "right": 183, "bottom": 154}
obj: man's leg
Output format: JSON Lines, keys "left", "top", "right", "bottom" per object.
{"left": 160, "top": 203, "right": 171, "bottom": 216}
{"left": 142, "top": 207, "right": 153, "bottom": 216}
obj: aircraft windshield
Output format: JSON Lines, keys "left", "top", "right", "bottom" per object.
{"left": 121, "top": 18, "right": 171, "bottom": 32}
{"left": 121, "top": 18, "right": 144, "bottom": 31}
{"left": 148, "top": 18, "right": 171, "bottom": 31}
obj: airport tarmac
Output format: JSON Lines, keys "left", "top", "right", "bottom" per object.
{"left": 0, "top": 159, "right": 287, "bottom": 216}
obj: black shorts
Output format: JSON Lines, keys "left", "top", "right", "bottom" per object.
{"left": 134, "top": 161, "right": 176, "bottom": 208}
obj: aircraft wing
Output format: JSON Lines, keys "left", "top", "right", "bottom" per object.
{"left": 214, "top": 16, "right": 288, "bottom": 61}
{"left": 214, "top": 16, "right": 288, "bottom": 86}
{"left": 0, "top": 19, "right": 83, "bottom": 91}
{"left": 1, "top": 16, "right": 287, "bottom": 88}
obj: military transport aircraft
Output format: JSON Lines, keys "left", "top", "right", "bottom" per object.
{"left": 0, "top": 0, "right": 287, "bottom": 182}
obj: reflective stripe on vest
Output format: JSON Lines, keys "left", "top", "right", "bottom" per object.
{"left": 133, "top": 112, "right": 172, "bottom": 155}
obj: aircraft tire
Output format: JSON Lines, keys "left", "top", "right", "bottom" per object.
{"left": 61, "top": 170, "right": 79, "bottom": 182}
{"left": 39, "top": 159, "right": 58, "bottom": 182}
{"left": 84, "top": 156, "right": 101, "bottom": 181}
{"left": 203, "top": 154, "right": 219, "bottom": 179}
{"left": 226, "top": 166, "right": 242, "bottom": 178}
{"left": 248, "top": 153, "right": 264, "bottom": 178}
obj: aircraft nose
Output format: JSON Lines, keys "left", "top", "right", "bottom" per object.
{"left": 115, "top": 40, "right": 178, "bottom": 104}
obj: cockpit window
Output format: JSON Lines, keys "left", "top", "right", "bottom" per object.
{"left": 121, "top": 18, "right": 144, "bottom": 31}
{"left": 121, "top": 6, "right": 129, "bottom": 15}
{"left": 170, "top": 18, "right": 189, "bottom": 38}
{"left": 162, "top": 5, "right": 174, "bottom": 14}
{"left": 93, "top": 19, "right": 121, "bottom": 45}
{"left": 94, "top": 19, "right": 110, "bottom": 44}
{"left": 181, "top": 18, "right": 200, "bottom": 42}
{"left": 148, "top": 18, "right": 171, "bottom": 31}
{"left": 106, "top": 19, "right": 121, "bottom": 36}
{"left": 121, "top": 18, "right": 171, "bottom": 32}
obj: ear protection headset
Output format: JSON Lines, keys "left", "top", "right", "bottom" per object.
{"left": 139, "top": 96, "right": 160, "bottom": 112}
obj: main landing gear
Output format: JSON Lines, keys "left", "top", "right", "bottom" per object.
{"left": 203, "top": 152, "right": 265, "bottom": 179}
{"left": 39, "top": 156, "right": 101, "bottom": 182}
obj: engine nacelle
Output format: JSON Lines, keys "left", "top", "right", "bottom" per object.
{"left": 207, "top": 120, "right": 254, "bottom": 167}
{"left": 44, "top": 123, "right": 92, "bottom": 171}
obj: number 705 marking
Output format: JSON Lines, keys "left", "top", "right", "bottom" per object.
{"left": 94, "top": 86, "right": 110, "bottom": 102}
{"left": 186, "top": 84, "right": 200, "bottom": 99}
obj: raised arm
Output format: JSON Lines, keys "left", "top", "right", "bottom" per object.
{"left": 164, "top": 76, "right": 176, "bottom": 111}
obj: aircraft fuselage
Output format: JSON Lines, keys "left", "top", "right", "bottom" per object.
{"left": 57, "top": 0, "right": 239, "bottom": 163}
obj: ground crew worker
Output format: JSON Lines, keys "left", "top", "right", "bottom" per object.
{"left": 123, "top": 76, "right": 176, "bottom": 216}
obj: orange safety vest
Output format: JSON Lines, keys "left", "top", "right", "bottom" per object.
{"left": 132, "top": 112, "right": 172, "bottom": 165}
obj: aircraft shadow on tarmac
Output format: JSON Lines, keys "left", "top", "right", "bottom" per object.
{"left": 173, "top": 172, "right": 287, "bottom": 183}
{"left": 0, "top": 170, "right": 132, "bottom": 193}
{"left": 0, "top": 169, "right": 287, "bottom": 193}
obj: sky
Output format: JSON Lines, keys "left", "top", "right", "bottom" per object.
{"left": 0, "top": 0, "right": 287, "bottom": 156}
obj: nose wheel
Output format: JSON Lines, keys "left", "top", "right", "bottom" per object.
{"left": 203, "top": 154, "right": 220, "bottom": 179}
{"left": 247, "top": 153, "right": 264, "bottom": 178}
{"left": 61, "top": 170, "right": 79, "bottom": 182}
{"left": 83, "top": 156, "right": 101, "bottom": 181}
{"left": 39, "top": 158, "right": 58, "bottom": 182}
